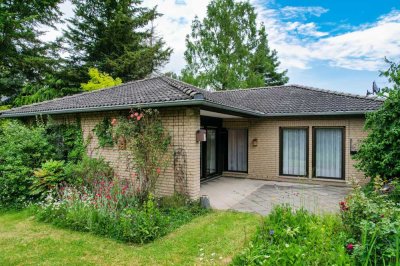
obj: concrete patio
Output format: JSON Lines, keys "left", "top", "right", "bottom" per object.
{"left": 200, "top": 177, "right": 352, "bottom": 215}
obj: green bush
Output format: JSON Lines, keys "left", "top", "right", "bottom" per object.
{"left": 341, "top": 182, "right": 400, "bottom": 265}
{"left": 0, "top": 119, "right": 86, "bottom": 208}
{"left": 66, "top": 156, "right": 114, "bottom": 188}
{"left": 0, "top": 121, "right": 55, "bottom": 208}
{"left": 45, "top": 119, "right": 85, "bottom": 163}
{"left": 232, "top": 206, "right": 351, "bottom": 265}
{"left": 354, "top": 61, "right": 400, "bottom": 180}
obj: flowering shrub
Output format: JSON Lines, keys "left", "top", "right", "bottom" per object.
{"left": 340, "top": 181, "right": 400, "bottom": 265}
{"left": 233, "top": 206, "right": 351, "bottom": 265}
{"left": 33, "top": 179, "right": 206, "bottom": 244}
{"left": 112, "top": 109, "right": 172, "bottom": 200}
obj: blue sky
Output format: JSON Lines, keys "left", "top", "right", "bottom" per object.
{"left": 48, "top": 0, "right": 400, "bottom": 95}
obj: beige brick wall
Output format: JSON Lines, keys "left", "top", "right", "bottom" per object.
{"left": 50, "top": 107, "right": 201, "bottom": 199}
{"left": 223, "top": 116, "right": 368, "bottom": 185}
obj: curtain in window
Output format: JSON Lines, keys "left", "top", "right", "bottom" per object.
{"left": 282, "top": 128, "right": 307, "bottom": 176}
{"left": 315, "top": 128, "right": 343, "bottom": 178}
{"left": 228, "top": 129, "right": 248, "bottom": 172}
{"left": 206, "top": 129, "right": 216, "bottom": 175}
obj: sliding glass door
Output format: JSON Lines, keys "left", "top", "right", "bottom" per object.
{"left": 228, "top": 129, "right": 248, "bottom": 172}
{"left": 314, "top": 128, "right": 344, "bottom": 179}
{"left": 280, "top": 128, "right": 308, "bottom": 176}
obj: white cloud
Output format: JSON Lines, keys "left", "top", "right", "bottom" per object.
{"left": 251, "top": 1, "right": 400, "bottom": 71}
{"left": 279, "top": 6, "right": 329, "bottom": 20}
{"left": 142, "top": 0, "right": 209, "bottom": 73}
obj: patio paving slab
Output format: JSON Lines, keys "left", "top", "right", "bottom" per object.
{"left": 200, "top": 177, "right": 352, "bottom": 215}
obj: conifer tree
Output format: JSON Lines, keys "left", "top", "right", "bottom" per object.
{"left": 63, "top": 0, "right": 172, "bottom": 83}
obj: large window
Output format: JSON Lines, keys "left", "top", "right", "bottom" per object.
{"left": 280, "top": 128, "right": 308, "bottom": 176}
{"left": 228, "top": 129, "right": 248, "bottom": 172}
{"left": 313, "top": 128, "right": 344, "bottom": 179}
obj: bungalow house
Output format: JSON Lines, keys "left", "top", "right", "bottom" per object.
{"left": 0, "top": 75, "right": 383, "bottom": 199}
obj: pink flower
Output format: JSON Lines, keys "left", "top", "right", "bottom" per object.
{"left": 156, "top": 168, "right": 161, "bottom": 174}
{"left": 111, "top": 118, "right": 117, "bottom": 126}
{"left": 346, "top": 243, "right": 354, "bottom": 251}
{"left": 137, "top": 115, "right": 141, "bottom": 121}
{"left": 130, "top": 113, "right": 135, "bottom": 119}
{"left": 134, "top": 112, "right": 139, "bottom": 117}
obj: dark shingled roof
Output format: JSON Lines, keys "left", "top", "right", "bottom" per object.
{"left": 0, "top": 76, "right": 383, "bottom": 118}
{"left": 212, "top": 85, "right": 383, "bottom": 115}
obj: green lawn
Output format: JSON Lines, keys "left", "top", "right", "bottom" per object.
{"left": 0, "top": 210, "right": 260, "bottom": 265}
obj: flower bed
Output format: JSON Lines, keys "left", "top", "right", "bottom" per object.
{"left": 232, "top": 206, "right": 351, "bottom": 265}
{"left": 33, "top": 179, "right": 207, "bottom": 244}
{"left": 340, "top": 179, "right": 400, "bottom": 265}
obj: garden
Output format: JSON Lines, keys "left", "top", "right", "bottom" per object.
{"left": 1, "top": 65, "right": 400, "bottom": 264}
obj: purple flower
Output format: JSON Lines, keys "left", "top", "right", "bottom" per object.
{"left": 269, "top": 229, "right": 274, "bottom": 236}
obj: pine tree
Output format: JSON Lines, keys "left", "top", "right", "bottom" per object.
{"left": 63, "top": 0, "right": 172, "bottom": 83}
{"left": 181, "top": 0, "right": 288, "bottom": 90}
{"left": 0, "top": 0, "right": 63, "bottom": 97}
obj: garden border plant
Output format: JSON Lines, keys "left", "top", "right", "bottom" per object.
{"left": 31, "top": 108, "right": 207, "bottom": 244}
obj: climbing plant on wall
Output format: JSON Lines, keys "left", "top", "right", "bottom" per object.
{"left": 93, "top": 117, "right": 114, "bottom": 148}
{"left": 112, "top": 109, "right": 172, "bottom": 200}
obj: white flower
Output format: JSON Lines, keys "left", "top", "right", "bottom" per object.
{"left": 285, "top": 243, "right": 290, "bottom": 248}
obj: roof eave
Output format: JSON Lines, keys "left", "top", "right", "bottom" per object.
{"left": 262, "top": 110, "right": 374, "bottom": 117}
{"left": 0, "top": 99, "right": 262, "bottom": 118}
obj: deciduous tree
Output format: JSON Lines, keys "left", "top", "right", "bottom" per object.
{"left": 181, "top": 0, "right": 288, "bottom": 90}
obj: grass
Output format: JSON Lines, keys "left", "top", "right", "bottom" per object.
{"left": 0, "top": 209, "right": 260, "bottom": 265}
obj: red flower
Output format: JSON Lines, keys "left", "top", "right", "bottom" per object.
{"left": 156, "top": 168, "right": 161, "bottom": 174}
{"left": 339, "top": 201, "right": 349, "bottom": 211}
{"left": 346, "top": 243, "right": 354, "bottom": 251}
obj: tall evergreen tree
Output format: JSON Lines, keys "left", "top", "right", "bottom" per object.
{"left": 181, "top": 0, "right": 288, "bottom": 90}
{"left": 63, "top": 0, "right": 172, "bottom": 82}
{"left": 0, "top": 0, "right": 63, "bottom": 97}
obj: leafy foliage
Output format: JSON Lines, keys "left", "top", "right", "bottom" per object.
{"left": 0, "top": 0, "right": 63, "bottom": 97}
{"left": 0, "top": 119, "right": 85, "bottom": 208}
{"left": 341, "top": 179, "right": 400, "bottom": 265}
{"left": 355, "top": 61, "right": 400, "bottom": 180}
{"left": 113, "top": 109, "right": 172, "bottom": 200}
{"left": 93, "top": 117, "right": 115, "bottom": 148}
{"left": 181, "top": 0, "right": 288, "bottom": 90}
{"left": 233, "top": 206, "right": 351, "bottom": 265}
{"left": 12, "top": 75, "right": 81, "bottom": 107}
{"left": 0, "top": 121, "right": 54, "bottom": 208}
{"left": 81, "top": 68, "right": 122, "bottom": 91}
{"left": 45, "top": 118, "right": 85, "bottom": 163}
{"left": 64, "top": 156, "right": 114, "bottom": 189}
{"left": 30, "top": 160, "right": 67, "bottom": 199}
{"left": 63, "top": 0, "right": 172, "bottom": 83}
